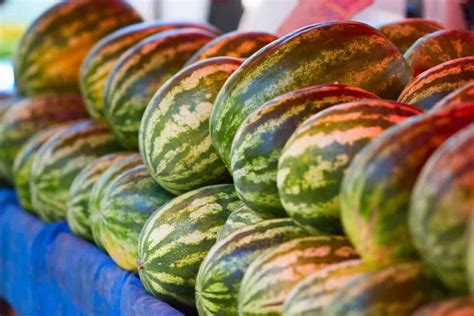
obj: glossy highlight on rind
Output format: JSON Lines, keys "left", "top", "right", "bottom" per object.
{"left": 210, "top": 21, "right": 413, "bottom": 167}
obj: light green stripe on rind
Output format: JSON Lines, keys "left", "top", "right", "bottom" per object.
{"left": 216, "top": 203, "right": 268, "bottom": 242}
{"left": 66, "top": 152, "right": 130, "bottom": 241}
{"left": 239, "top": 236, "right": 358, "bottom": 316}
{"left": 195, "top": 218, "right": 309, "bottom": 316}
{"left": 413, "top": 297, "right": 474, "bottom": 316}
{"left": 139, "top": 57, "right": 242, "bottom": 194}
{"left": 137, "top": 184, "right": 239, "bottom": 311}
{"left": 89, "top": 153, "right": 141, "bottom": 249}
{"left": 282, "top": 259, "right": 368, "bottom": 316}
{"left": 210, "top": 21, "right": 412, "bottom": 167}
{"left": 30, "top": 120, "right": 122, "bottom": 222}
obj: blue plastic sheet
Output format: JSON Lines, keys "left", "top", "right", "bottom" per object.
{"left": 0, "top": 189, "right": 184, "bottom": 316}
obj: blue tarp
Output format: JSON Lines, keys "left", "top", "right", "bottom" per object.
{"left": 0, "top": 188, "right": 183, "bottom": 316}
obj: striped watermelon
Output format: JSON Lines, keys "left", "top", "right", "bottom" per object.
{"left": 404, "top": 30, "right": 474, "bottom": 76}
{"left": 323, "top": 262, "right": 446, "bottom": 316}
{"left": 469, "top": 215, "right": 474, "bottom": 294}
{"left": 100, "top": 165, "right": 174, "bottom": 270}
{"left": 13, "top": 124, "right": 73, "bottom": 212}
{"left": 341, "top": 102, "right": 474, "bottom": 267}
{"left": 231, "top": 84, "right": 379, "bottom": 218}
{"left": 216, "top": 203, "right": 268, "bottom": 241}
{"left": 66, "top": 153, "right": 130, "bottom": 241}
{"left": 433, "top": 82, "right": 474, "bottom": 110}
{"left": 137, "top": 184, "right": 239, "bottom": 312}
{"left": 398, "top": 57, "right": 474, "bottom": 110}
{"left": 89, "top": 153, "right": 141, "bottom": 249}
{"left": 282, "top": 259, "right": 368, "bottom": 316}
{"left": 210, "top": 21, "right": 412, "bottom": 167}
{"left": 80, "top": 21, "right": 220, "bottom": 120}
{"left": 277, "top": 99, "right": 421, "bottom": 234}
{"left": 378, "top": 18, "right": 445, "bottom": 54}
{"left": 413, "top": 297, "right": 474, "bottom": 316}
{"left": 239, "top": 236, "right": 359, "bottom": 316}
{"left": 0, "top": 96, "right": 22, "bottom": 118}
{"left": 184, "top": 31, "right": 277, "bottom": 66}
{"left": 409, "top": 124, "right": 474, "bottom": 292}
{"left": 30, "top": 120, "right": 122, "bottom": 222}
{"left": 139, "top": 57, "right": 242, "bottom": 194}
{"left": 195, "top": 218, "right": 309, "bottom": 316}
{"left": 104, "top": 28, "right": 216, "bottom": 149}
{"left": 0, "top": 94, "right": 88, "bottom": 182}
{"left": 14, "top": 0, "right": 142, "bottom": 96}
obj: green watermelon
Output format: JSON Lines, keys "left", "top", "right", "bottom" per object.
{"left": 282, "top": 259, "right": 368, "bottom": 316}
{"left": 14, "top": 0, "right": 142, "bottom": 96}
{"left": 66, "top": 153, "right": 130, "bottom": 241}
{"left": 413, "top": 297, "right": 474, "bottom": 316}
{"left": 469, "top": 215, "right": 474, "bottom": 294}
{"left": 139, "top": 57, "right": 242, "bottom": 194}
{"left": 323, "top": 262, "right": 446, "bottom": 316}
{"left": 216, "top": 203, "right": 268, "bottom": 242}
{"left": 277, "top": 99, "right": 421, "bottom": 234}
{"left": 195, "top": 218, "right": 309, "bottom": 316}
{"left": 89, "top": 153, "right": 142, "bottom": 249}
{"left": 341, "top": 102, "right": 474, "bottom": 267}
{"left": 137, "top": 184, "right": 239, "bottom": 312}
{"left": 409, "top": 124, "right": 474, "bottom": 292}
{"left": 231, "top": 84, "right": 379, "bottom": 218}
{"left": 210, "top": 21, "right": 412, "bottom": 167}
{"left": 30, "top": 120, "right": 122, "bottom": 222}
{"left": 239, "top": 236, "right": 359, "bottom": 316}
{"left": 398, "top": 56, "right": 474, "bottom": 110}
{"left": 99, "top": 164, "right": 174, "bottom": 270}
{"left": 0, "top": 94, "right": 88, "bottom": 182}
{"left": 433, "top": 82, "right": 474, "bottom": 110}
{"left": 104, "top": 28, "right": 217, "bottom": 149}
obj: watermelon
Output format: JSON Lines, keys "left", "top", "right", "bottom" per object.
{"left": 137, "top": 184, "right": 239, "bottom": 312}
{"left": 278, "top": 99, "right": 421, "bottom": 234}
{"left": 13, "top": 0, "right": 142, "bottom": 96}
{"left": 195, "top": 218, "right": 309, "bottom": 316}
{"left": 282, "top": 259, "right": 368, "bottom": 316}
{"left": 139, "top": 57, "right": 242, "bottom": 194}
{"left": 80, "top": 21, "right": 220, "bottom": 120}
{"left": 340, "top": 102, "right": 474, "bottom": 267}
{"left": 231, "top": 84, "right": 379, "bottom": 218}
{"left": 413, "top": 297, "right": 474, "bottom": 316}
{"left": 66, "top": 153, "right": 130, "bottom": 241}
{"left": 404, "top": 29, "right": 474, "bottom": 76}
{"left": 398, "top": 56, "right": 474, "bottom": 110}
{"left": 13, "top": 123, "right": 73, "bottom": 212}
{"left": 30, "top": 120, "right": 122, "bottom": 222}
{"left": 216, "top": 203, "right": 268, "bottom": 241}
{"left": 0, "top": 96, "right": 22, "bottom": 118}
{"left": 409, "top": 124, "right": 474, "bottom": 292}
{"left": 0, "top": 94, "right": 88, "bottom": 182}
{"left": 469, "top": 215, "right": 474, "bottom": 295}
{"left": 433, "top": 82, "right": 474, "bottom": 110}
{"left": 210, "top": 21, "right": 412, "bottom": 167}
{"left": 99, "top": 164, "right": 173, "bottom": 270}
{"left": 104, "top": 28, "right": 217, "bottom": 149}
{"left": 185, "top": 31, "right": 277, "bottom": 66}
{"left": 239, "top": 236, "right": 359, "bottom": 316}
{"left": 378, "top": 18, "right": 445, "bottom": 54}
{"left": 89, "top": 153, "right": 142, "bottom": 249}
{"left": 323, "top": 262, "right": 446, "bottom": 316}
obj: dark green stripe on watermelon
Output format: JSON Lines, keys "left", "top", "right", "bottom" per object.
{"left": 340, "top": 102, "right": 474, "bottom": 267}
{"left": 139, "top": 57, "right": 242, "bottom": 194}
{"left": 409, "top": 124, "right": 474, "bottom": 293}
{"left": 398, "top": 56, "right": 474, "bottom": 110}
{"left": 231, "top": 84, "right": 379, "bottom": 218}
{"left": 30, "top": 120, "right": 122, "bottom": 222}
{"left": 278, "top": 99, "right": 421, "bottom": 235}
{"left": 14, "top": 0, "right": 142, "bottom": 96}
{"left": 413, "top": 297, "right": 474, "bottom": 316}
{"left": 433, "top": 82, "right": 474, "bottom": 110}
{"left": 104, "top": 28, "right": 217, "bottom": 149}
{"left": 210, "top": 21, "right": 413, "bottom": 167}
{"left": 469, "top": 216, "right": 474, "bottom": 295}
{"left": 80, "top": 21, "right": 220, "bottom": 120}
{"left": 137, "top": 184, "right": 239, "bottom": 312}
{"left": 0, "top": 94, "right": 88, "bottom": 182}
{"left": 239, "top": 236, "right": 359, "bottom": 316}
{"left": 195, "top": 218, "right": 309, "bottom": 316}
